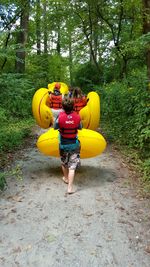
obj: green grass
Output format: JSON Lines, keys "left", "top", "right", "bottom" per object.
{"left": 0, "top": 117, "right": 35, "bottom": 191}
{"left": 0, "top": 118, "right": 35, "bottom": 153}
{"left": 0, "top": 172, "right": 7, "bottom": 191}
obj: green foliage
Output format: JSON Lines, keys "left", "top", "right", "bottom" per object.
{"left": 0, "top": 107, "right": 7, "bottom": 124}
{"left": 0, "top": 118, "right": 34, "bottom": 153}
{"left": 0, "top": 73, "right": 35, "bottom": 119}
{"left": 100, "top": 69, "right": 150, "bottom": 186}
{"left": 27, "top": 54, "right": 69, "bottom": 88}
{"left": 10, "top": 164, "right": 23, "bottom": 181}
{"left": 48, "top": 54, "right": 69, "bottom": 83}
{"left": 0, "top": 165, "right": 23, "bottom": 191}
{"left": 101, "top": 76, "right": 150, "bottom": 156}
{"left": 142, "top": 159, "right": 150, "bottom": 182}
{"left": 26, "top": 54, "right": 50, "bottom": 88}
{"left": 0, "top": 172, "right": 7, "bottom": 191}
{"left": 74, "top": 62, "right": 102, "bottom": 92}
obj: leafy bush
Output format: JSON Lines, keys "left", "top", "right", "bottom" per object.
{"left": 143, "top": 159, "right": 150, "bottom": 182}
{"left": 26, "top": 54, "right": 50, "bottom": 88}
{"left": 0, "top": 107, "right": 7, "bottom": 124}
{"left": 0, "top": 172, "right": 7, "bottom": 191}
{"left": 100, "top": 73, "right": 150, "bottom": 158}
{"left": 0, "top": 73, "right": 35, "bottom": 119}
{"left": 0, "top": 166, "right": 23, "bottom": 191}
{"left": 99, "top": 72, "right": 150, "bottom": 188}
{"left": 27, "top": 54, "right": 69, "bottom": 89}
{"left": 0, "top": 118, "right": 34, "bottom": 153}
{"left": 74, "top": 62, "right": 102, "bottom": 92}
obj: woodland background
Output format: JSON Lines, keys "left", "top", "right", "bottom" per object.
{"left": 0, "top": 0, "right": 150, "bottom": 191}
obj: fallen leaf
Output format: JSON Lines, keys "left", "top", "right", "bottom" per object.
{"left": 45, "top": 234, "right": 56, "bottom": 243}
{"left": 116, "top": 205, "right": 125, "bottom": 211}
{"left": 83, "top": 213, "right": 93, "bottom": 217}
{"left": 106, "top": 234, "right": 112, "bottom": 241}
{"left": 90, "top": 250, "right": 97, "bottom": 256}
{"left": 10, "top": 218, "right": 16, "bottom": 224}
{"left": 95, "top": 196, "right": 103, "bottom": 201}
{"left": 11, "top": 208, "right": 17, "bottom": 213}
{"left": 118, "top": 219, "right": 134, "bottom": 227}
{"left": 145, "top": 245, "right": 150, "bottom": 253}
{"left": 74, "top": 231, "right": 82, "bottom": 237}
{"left": 12, "top": 246, "right": 21, "bottom": 253}
{"left": 25, "top": 244, "right": 32, "bottom": 251}
{"left": 7, "top": 195, "right": 23, "bottom": 202}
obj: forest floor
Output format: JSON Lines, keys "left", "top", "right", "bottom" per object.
{"left": 0, "top": 126, "right": 150, "bottom": 267}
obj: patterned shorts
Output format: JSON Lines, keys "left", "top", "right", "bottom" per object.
{"left": 60, "top": 146, "right": 81, "bottom": 170}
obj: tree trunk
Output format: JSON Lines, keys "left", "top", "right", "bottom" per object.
{"left": 56, "top": 24, "right": 61, "bottom": 55}
{"left": 36, "top": 0, "right": 41, "bottom": 55}
{"left": 1, "top": 31, "right": 11, "bottom": 70}
{"left": 43, "top": 0, "right": 48, "bottom": 54}
{"left": 68, "top": 33, "right": 73, "bottom": 84}
{"left": 15, "top": 0, "right": 29, "bottom": 73}
{"left": 143, "top": 0, "right": 150, "bottom": 88}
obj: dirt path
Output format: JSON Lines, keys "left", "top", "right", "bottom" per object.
{"left": 0, "top": 128, "right": 150, "bottom": 267}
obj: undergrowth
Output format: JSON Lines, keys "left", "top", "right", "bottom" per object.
{"left": 98, "top": 73, "right": 150, "bottom": 195}
{"left": 0, "top": 165, "right": 23, "bottom": 192}
{"left": 0, "top": 118, "right": 35, "bottom": 190}
{"left": 0, "top": 118, "right": 34, "bottom": 153}
{"left": 101, "top": 121, "right": 150, "bottom": 197}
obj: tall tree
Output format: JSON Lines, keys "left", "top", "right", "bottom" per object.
{"left": 143, "top": 0, "right": 150, "bottom": 88}
{"left": 1, "top": 3, "right": 22, "bottom": 71}
{"left": 43, "top": 0, "right": 48, "bottom": 54}
{"left": 15, "top": 0, "right": 30, "bottom": 73}
{"left": 73, "top": 0, "right": 102, "bottom": 75}
{"left": 36, "top": 0, "right": 41, "bottom": 55}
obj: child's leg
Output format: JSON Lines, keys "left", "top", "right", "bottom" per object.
{"left": 67, "top": 169, "right": 75, "bottom": 193}
{"left": 62, "top": 165, "right": 69, "bottom": 183}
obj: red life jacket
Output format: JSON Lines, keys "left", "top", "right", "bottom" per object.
{"left": 50, "top": 93, "right": 62, "bottom": 109}
{"left": 73, "top": 97, "right": 87, "bottom": 113}
{"left": 58, "top": 111, "right": 81, "bottom": 139}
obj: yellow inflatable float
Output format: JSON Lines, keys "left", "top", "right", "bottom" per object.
{"left": 32, "top": 84, "right": 100, "bottom": 130}
{"left": 48, "top": 82, "right": 69, "bottom": 95}
{"left": 32, "top": 82, "right": 106, "bottom": 158}
{"left": 37, "top": 128, "right": 106, "bottom": 158}
{"left": 32, "top": 82, "right": 69, "bottom": 129}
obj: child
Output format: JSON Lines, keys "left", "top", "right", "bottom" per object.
{"left": 49, "top": 83, "right": 63, "bottom": 118}
{"left": 73, "top": 87, "right": 87, "bottom": 113}
{"left": 54, "top": 97, "right": 82, "bottom": 194}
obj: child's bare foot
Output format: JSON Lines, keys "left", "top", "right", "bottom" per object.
{"left": 62, "top": 176, "right": 68, "bottom": 184}
{"left": 67, "top": 186, "right": 76, "bottom": 194}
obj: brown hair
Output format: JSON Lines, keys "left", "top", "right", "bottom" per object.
{"left": 62, "top": 97, "right": 74, "bottom": 113}
{"left": 73, "top": 87, "right": 82, "bottom": 98}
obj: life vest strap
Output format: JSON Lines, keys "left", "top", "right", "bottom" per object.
{"left": 60, "top": 127, "right": 78, "bottom": 135}
{"left": 50, "top": 102, "right": 62, "bottom": 108}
